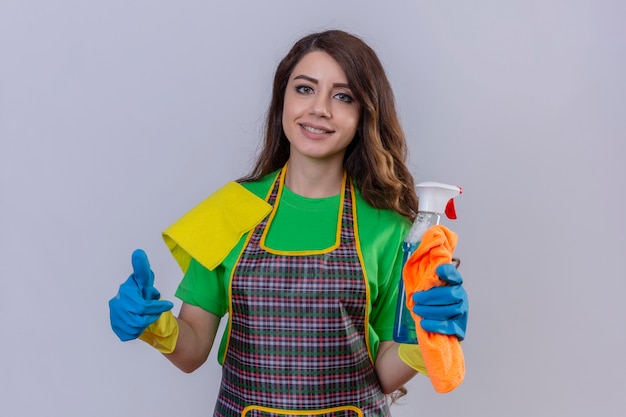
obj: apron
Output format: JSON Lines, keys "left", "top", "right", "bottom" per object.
{"left": 214, "top": 168, "right": 389, "bottom": 417}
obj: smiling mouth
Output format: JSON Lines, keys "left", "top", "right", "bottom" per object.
{"left": 301, "top": 124, "right": 332, "bottom": 134}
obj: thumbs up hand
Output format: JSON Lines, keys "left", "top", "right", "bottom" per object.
{"left": 109, "top": 249, "right": 174, "bottom": 341}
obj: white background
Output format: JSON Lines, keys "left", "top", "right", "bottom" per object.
{"left": 1, "top": 1, "right": 625, "bottom": 416}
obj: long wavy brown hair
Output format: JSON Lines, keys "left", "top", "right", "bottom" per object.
{"left": 239, "top": 29, "right": 418, "bottom": 221}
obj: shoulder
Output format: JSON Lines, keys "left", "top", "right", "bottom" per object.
{"left": 239, "top": 170, "right": 280, "bottom": 200}
{"left": 163, "top": 174, "right": 276, "bottom": 273}
{"left": 353, "top": 186, "right": 411, "bottom": 239}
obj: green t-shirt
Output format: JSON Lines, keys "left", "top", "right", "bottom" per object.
{"left": 175, "top": 171, "right": 411, "bottom": 362}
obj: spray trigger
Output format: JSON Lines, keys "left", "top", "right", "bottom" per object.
{"left": 445, "top": 199, "right": 457, "bottom": 219}
{"left": 444, "top": 185, "right": 462, "bottom": 219}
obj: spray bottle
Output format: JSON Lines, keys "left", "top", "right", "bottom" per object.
{"left": 393, "top": 181, "right": 462, "bottom": 344}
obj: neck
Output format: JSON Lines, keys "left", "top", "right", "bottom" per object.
{"left": 284, "top": 158, "right": 344, "bottom": 198}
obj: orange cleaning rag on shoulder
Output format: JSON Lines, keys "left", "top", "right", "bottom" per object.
{"left": 403, "top": 225, "right": 465, "bottom": 393}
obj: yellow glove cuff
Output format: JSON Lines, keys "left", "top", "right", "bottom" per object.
{"left": 138, "top": 310, "right": 179, "bottom": 354}
{"left": 398, "top": 344, "right": 429, "bottom": 376}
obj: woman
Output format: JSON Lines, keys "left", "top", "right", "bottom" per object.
{"left": 109, "top": 30, "right": 468, "bottom": 417}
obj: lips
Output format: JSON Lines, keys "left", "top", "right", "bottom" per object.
{"left": 301, "top": 124, "right": 333, "bottom": 134}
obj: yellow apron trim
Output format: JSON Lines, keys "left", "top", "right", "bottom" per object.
{"left": 350, "top": 180, "right": 374, "bottom": 366}
{"left": 162, "top": 181, "right": 272, "bottom": 272}
{"left": 242, "top": 405, "right": 363, "bottom": 417}
{"left": 260, "top": 166, "right": 345, "bottom": 256}
{"left": 221, "top": 172, "right": 281, "bottom": 362}
{"left": 222, "top": 219, "right": 258, "bottom": 363}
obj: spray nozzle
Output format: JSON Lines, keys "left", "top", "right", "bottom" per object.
{"left": 416, "top": 182, "right": 462, "bottom": 219}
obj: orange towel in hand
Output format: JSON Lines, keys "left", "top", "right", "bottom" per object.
{"left": 403, "top": 225, "right": 465, "bottom": 393}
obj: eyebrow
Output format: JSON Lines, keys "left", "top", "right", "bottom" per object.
{"left": 293, "top": 74, "right": 351, "bottom": 90}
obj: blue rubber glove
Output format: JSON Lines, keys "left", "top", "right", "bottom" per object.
{"left": 109, "top": 249, "right": 174, "bottom": 341}
{"left": 411, "top": 263, "right": 468, "bottom": 341}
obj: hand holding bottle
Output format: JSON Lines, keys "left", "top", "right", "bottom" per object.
{"left": 411, "top": 263, "right": 468, "bottom": 340}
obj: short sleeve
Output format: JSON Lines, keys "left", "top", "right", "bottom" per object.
{"left": 175, "top": 257, "right": 228, "bottom": 317}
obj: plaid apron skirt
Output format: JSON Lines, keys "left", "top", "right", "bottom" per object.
{"left": 214, "top": 168, "right": 389, "bottom": 417}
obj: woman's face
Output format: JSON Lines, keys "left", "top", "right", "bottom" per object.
{"left": 282, "top": 51, "right": 361, "bottom": 166}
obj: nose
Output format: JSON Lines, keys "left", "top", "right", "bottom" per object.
{"left": 310, "top": 95, "right": 331, "bottom": 118}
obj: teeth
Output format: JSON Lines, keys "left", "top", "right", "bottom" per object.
{"left": 303, "top": 125, "right": 328, "bottom": 134}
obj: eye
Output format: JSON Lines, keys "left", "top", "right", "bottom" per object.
{"left": 295, "top": 85, "right": 314, "bottom": 94}
{"left": 334, "top": 92, "right": 354, "bottom": 103}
